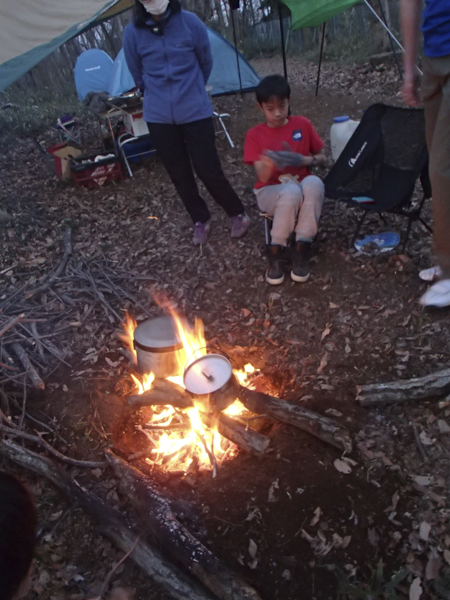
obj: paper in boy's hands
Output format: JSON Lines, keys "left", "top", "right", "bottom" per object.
{"left": 264, "top": 143, "right": 309, "bottom": 169}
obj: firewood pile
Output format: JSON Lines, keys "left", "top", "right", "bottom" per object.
{"left": 0, "top": 227, "right": 157, "bottom": 395}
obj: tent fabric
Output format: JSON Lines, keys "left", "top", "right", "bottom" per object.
{"left": 281, "top": 0, "right": 359, "bottom": 31}
{"left": 74, "top": 49, "right": 114, "bottom": 100}
{"left": 207, "top": 28, "right": 260, "bottom": 96}
{"left": 108, "top": 48, "right": 136, "bottom": 98}
{"left": 0, "top": 0, "right": 131, "bottom": 93}
{"left": 74, "top": 29, "right": 260, "bottom": 99}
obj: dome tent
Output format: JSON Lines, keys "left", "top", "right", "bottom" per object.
{"left": 73, "top": 28, "right": 260, "bottom": 100}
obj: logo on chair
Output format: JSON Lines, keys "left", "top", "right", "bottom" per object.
{"left": 349, "top": 141, "right": 367, "bottom": 167}
{"left": 292, "top": 129, "right": 302, "bottom": 141}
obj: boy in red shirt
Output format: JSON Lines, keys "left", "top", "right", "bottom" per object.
{"left": 244, "top": 75, "right": 326, "bottom": 285}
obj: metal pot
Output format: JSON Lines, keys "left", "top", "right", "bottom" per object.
{"left": 133, "top": 316, "right": 183, "bottom": 378}
{"left": 183, "top": 353, "right": 238, "bottom": 413}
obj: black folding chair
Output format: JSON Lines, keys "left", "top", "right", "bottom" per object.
{"left": 324, "top": 103, "right": 432, "bottom": 253}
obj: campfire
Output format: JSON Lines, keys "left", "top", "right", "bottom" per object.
{"left": 119, "top": 308, "right": 260, "bottom": 475}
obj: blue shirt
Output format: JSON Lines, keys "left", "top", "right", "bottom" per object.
{"left": 123, "top": 10, "right": 213, "bottom": 124}
{"left": 422, "top": 0, "right": 450, "bottom": 57}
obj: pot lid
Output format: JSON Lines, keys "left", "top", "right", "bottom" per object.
{"left": 133, "top": 316, "right": 181, "bottom": 349}
{"left": 184, "top": 354, "right": 232, "bottom": 395}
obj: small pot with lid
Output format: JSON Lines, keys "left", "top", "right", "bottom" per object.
{"left": 183, "top": 353, "right": 238, "bottom": 413}
{"left": 133, "top": 316, "right": 184, "bottom": 378}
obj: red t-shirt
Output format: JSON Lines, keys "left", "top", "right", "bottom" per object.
{"left": 244, "top": 115, "right": 324, "bottom": 189}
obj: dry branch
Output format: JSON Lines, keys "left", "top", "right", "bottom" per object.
{"left": 24, "top": 228, "right": 72, "bottom": 300}
{"left": 0, "top": 313, "right": 25, "bottom": 338}
{"left": 356, "top": 368, "right": 450, "bottom": 407}
{"left": 0, "top": 424, "right": 105, "bottom": 468}
{"left": 106, "top": 449, "right": 263, "bottom": 600}
{"left": 237, "top": 386, "right": 352, "bottom": 453}
{"left": 11, "top": 343, "right": 45, "bottom": 389}
{"left": 0, "top": 440, "right": 215, "bottom": 600}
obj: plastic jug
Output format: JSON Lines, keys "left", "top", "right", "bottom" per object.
{"left": 330, "top": 116, "right": 360, "bottom": 162}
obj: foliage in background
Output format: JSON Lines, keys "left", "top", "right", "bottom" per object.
{"left": 0, "top": 84, "right": 90, "bottom": 149}
{"left": 0, "top": 0, "right": 402, "bottom": 146}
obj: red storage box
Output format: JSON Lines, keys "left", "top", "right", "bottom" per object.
{"left": 70, "top": 154, "right": 123, "bottom": 188}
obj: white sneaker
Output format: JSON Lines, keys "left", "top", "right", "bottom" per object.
{"left": 419, "top": 279, "right": 450, "bottom": 307}
{"left": 419, "top": 265, "right": 442, "bottom": 282}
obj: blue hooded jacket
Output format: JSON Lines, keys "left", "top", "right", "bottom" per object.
{"left": 422, "top": 0, "right": 450, "bottom": 57}
{"left": 123, "top": 10, "right": 214, "bottom": 124}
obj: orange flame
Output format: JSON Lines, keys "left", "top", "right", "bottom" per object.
{"left": 122, "top": 311, "right": 257, "bottom": 473}
{"left": 118, "top": 312, "right": 138, "bottom": 364}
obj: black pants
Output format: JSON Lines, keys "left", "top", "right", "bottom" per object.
{"left": 148, "top": 118, "right": 244, "bottom": 224}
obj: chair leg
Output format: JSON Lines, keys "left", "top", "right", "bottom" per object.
{"left": 419, "top": 217, "right": 433, "bottom": 234}
{"left": 350, "top": 210, "right": 367, "bottom": 247}
{"left": 264, "top": 216, "right": 272, "bottom": 246}
{"left": 401, "top": 218, "right": 413, "bottom": 254}
{"left": 217, "top": 115, "right": 234, "bottom": 148}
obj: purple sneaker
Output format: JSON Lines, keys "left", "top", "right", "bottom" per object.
{"left": 231, "top": 213, "right": 250, "bottom": 239}
{"left": 193, "top": 221, "right": 210, "bottom": 245}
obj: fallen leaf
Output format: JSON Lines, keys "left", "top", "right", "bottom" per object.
{"left": 321, "top": 326, "right": 331, "bottom": 341}
{"left": 248, "top": 538, "right": 258, "bottom": 559}
{"left": 325, "top": 408, "right": 343, "bottom": 417}
{"left": 105, "top": 357, "right": 120, "bottom": 368}
{"left": 368, "top": 528, "right": 380, "bottom": 547}
{"left": 268, "top": 479, "right": 279, "bottom": 503}
{"left": 419, "top": 522, "right": 431, "bottom": 541}
{"left": 317, "top": 352, "right": 328, "bottom": 375}
{"left": 334, "top": 459, "right": 352, "bottom": 474}
{"left": 310, "top": 507, "right": 321, "bottom": 527}
{"left": 419, "top": 431, "right": 434, "bottom": 446}
{"left": 414, "top": 476, "right": 432, "bottom": 486}
{"left": 409, "top": 577, "right": 422, "bottom": 600}
{"left": 438, "top": 419, "right": 450, "bottom": 434}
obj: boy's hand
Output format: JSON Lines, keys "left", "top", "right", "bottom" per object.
{"left": 265, "top": 143, "right": 310, "bottom": 169}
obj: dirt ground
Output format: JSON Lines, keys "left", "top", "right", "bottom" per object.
{"left": 1, "top": 57, "right": 450, "bottom": 600}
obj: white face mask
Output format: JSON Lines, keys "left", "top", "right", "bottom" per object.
{"left": 141, "top": 0, "right": 169, "bottom": 15}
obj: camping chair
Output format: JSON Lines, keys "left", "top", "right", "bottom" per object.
{"left": 117, "top": 131, "right": 157, "bottom": 177}
{"left": 206, "top": 86, "right": 235, "bottom": 148}
{"left": 324, "top": 103, "right": 432, "bottom": 253}
{"left": 57, "top": 114, "right": 81, "bottom": 145}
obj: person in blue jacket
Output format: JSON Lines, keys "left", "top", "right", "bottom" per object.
{"left": 123, "top": 0, "right": 250, "bottom": 245}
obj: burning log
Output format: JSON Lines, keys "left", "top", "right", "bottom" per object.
{"left": 128, "top": 378, "right": 192, "bottom": 409}
{"left": 127, "top": 379, "right": 270, "bottom": 457}
{"left": 356, "top": 368, "right": 450, "bottom": 407}
{"left": 201, "top": 412, "right": 270, "bottom": 457}
{"left": 105, "top": 449, "right": 263, "bottom": 600}
{"left": 0, "top": 439, "right": 215, "bottom": 600}
{"left": 237, "top": 387, "right": 352, "bottom": 454}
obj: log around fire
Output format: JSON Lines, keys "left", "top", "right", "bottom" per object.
{"left": 127, "top": 378, "right": 353, "bottom": 455}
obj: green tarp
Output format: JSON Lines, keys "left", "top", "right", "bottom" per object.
{"left": 281, "top": 0, "right": 360, "bottom": 31}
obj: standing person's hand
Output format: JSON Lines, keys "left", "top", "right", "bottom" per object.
{"left": 402, "top": 72, "right": 420, "bottom": 106}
